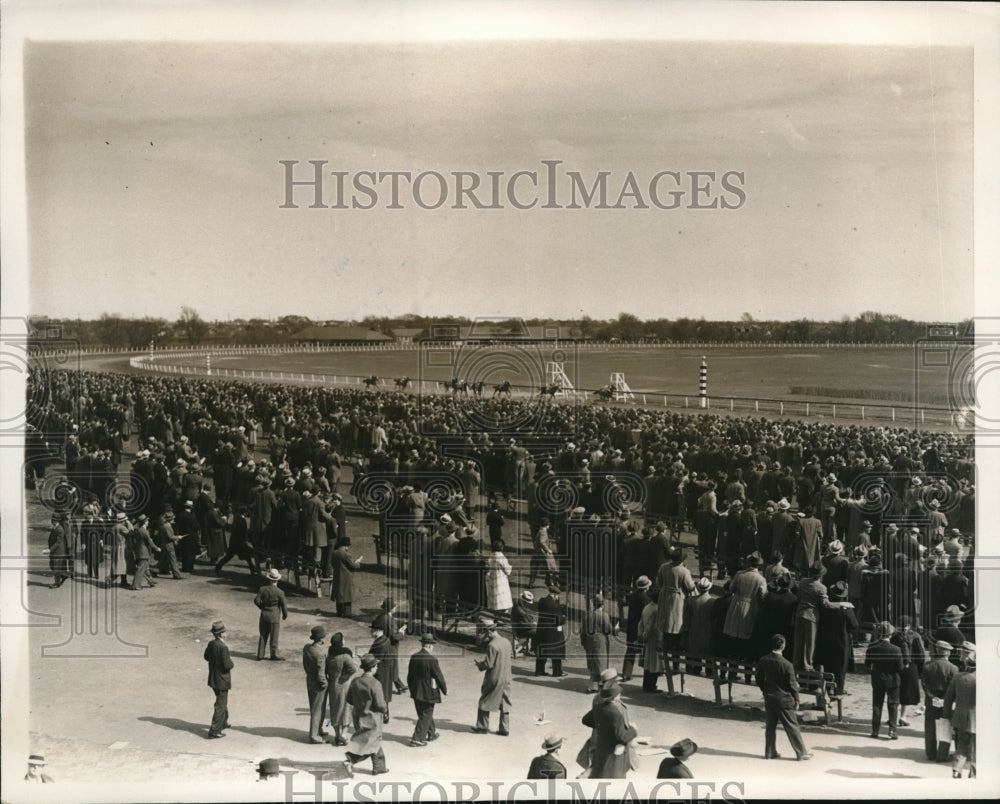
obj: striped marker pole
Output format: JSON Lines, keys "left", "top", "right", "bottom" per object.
{"left": 699, "top": 356, "right": 707, "bottom": 408}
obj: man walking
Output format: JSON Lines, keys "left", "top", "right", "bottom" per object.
{"left": 473, "top": 619, "right": 513, "bottom": 736}
{"left": 406, "top": 633, "right": 448, "bottom": 746}
{"left": 303, "top": 625, "right": 328, "bottom": 743}
{"left": 581, "top": 594, "right": 614, "bottom": 692}
{"left": 204, "top": 620, "right": 233, "bottom": 739}
{"left": 755, "top": 634, "right": 811, "bottom": 760}
{"left": 130, "top": 513, "right": 160, "bottom": 590}
{"left": 865, "top": 621, "right": 904, "bottom": 740}
{"left": 253, "top": 568, "right": 288, "bottom": 660}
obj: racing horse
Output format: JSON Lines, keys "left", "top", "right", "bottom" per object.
{"left": 593, "top": 385, "right": 615, "bottom": 401}
{"left": 492, "top": 380, "right": 513, "bottom": 397}
{"left": 394, "top": 376, "right": 411, "bottom": 390}
{"left": 363, "top": 375, "right": 380, "bottom": 390}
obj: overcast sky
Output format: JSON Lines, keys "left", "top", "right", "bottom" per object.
{"left": 24, "top": 39, "right": 973, "bottom": 323}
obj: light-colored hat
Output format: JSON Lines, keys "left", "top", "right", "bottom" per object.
{"left": 211, "top": 621, "right": 226, "bottom": 635}
{"left": 828, "top": 540, "right": 844, "bottom": 555}
{"left": 542, "top": 734, "right": 564, "bottom": 752}
{"left": 635, "top": 575, "right": 652, "bottom": 590}
{"left": 266, "top": 568, "right": 281, "bottom": 581}
{"left": 778, "top": 499, "right": 790, "bottom": 510}
{"left": 695, "top": 577, "right": 712, "bottom": 593}
{"left": 479, "top": 617, "right": 497, "bottom": 630}
{"left": 360, "top": 653, "right": 378, "bottom": 670}
{"left": 439, "top": 514, "right": 452, "bottom": 523}
{"left": 599, "top": 668, "right": 619, "bottom": 683}
{"left": 934, "top": 640, "right": 953, "bottom": 653}
{"left": 571, "top": 506, "right": 586, "bottom": 514}
{"left": 520, "top": 590, "right": 534, "bottom": 602}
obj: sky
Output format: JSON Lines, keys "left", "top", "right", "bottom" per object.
{"left": 21, "top": 33, "right": 975, "bottom": 324}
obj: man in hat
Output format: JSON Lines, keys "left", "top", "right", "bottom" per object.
{"left": 792, "top": 508, "right": 823, "bottom": 575}
{"left": 535, "top": 587, "right": 567, "bottom": 677}
{"left": 24, "top": 754, "right": 54, "bottom": 783}
{"left": 175, "top": 499, "right": 201, "bottom": 572}
{"left": 47, "top": 513, "right": 72, "bottom": 588}
{"left": 657, "top": 738, "right": 697, "bottom": 779}
{"left": 821, "top": 540, "right": 849, "bottom": 587}
{"left": 755, "top": 634, "right": 811, "bottom": 760}
{"left": 406, "top": 633, "right": 448, "bottom": 747}
{"left": 922, "top": 639, "right": 959, "bottom": 762}
{"left": 303, "top": 625, "right": 328, "bottom": 742}
{"left": 865, "top": 621, "right": 904, "bottom": 740}
{"left": 204, "top": 621, "right": 233, "bottom": 739}
{"left": 793, "top": 563, "right": 832, "bottom": 671}
{"left": 473, "top": 618, "right": 513, "bottom": 735}
{"left": 528, "top": 734, "right": 567, "bottom": 779}
{"left": 155, "top": 506, "right": 184, "bottom": 580}
{"left": 256, "top": 758, "right": 280, "bottom": 782}
{"left": 944, "top": 644, "right": 976, "bottom": 778}
{"left": 581, "top": 594, "right": 615, "bottom": 693}
{"left": 331, "top": 536, "right": 363, "bottom": 616}
{"left": 372, "top": 598, "right": 408, "bottom": 694}
{"left": 253, "top": 568, "right": 288, "bottom": 660}
{"left": 510, "top": 590, "right": 537, "bottom": 657}
{"left": 622, "top": 576, "right": 652, "bottom": 681}
{"left": 346, "top": 654, "right": 389, "bottom": 775}
{"left": 130, "top": 513, "right": 160, "bottom": 590}
{"left": 581, "top": 682, "right": 638, "bottom": 778}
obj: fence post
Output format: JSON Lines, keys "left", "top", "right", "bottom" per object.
{"left": 891, "top": 407, "right": 895, "bottom": 422}
{"left": 755, "top": 400, "right": 759, "bottom": 412}
{"left": 832, "top": 404, "right": 836, "bottom": 418}
{"left": 861, "top": 406, "right": 865, "bottom": 420}
{"left": 806, "top": 403, "right": 809, "bottom": 416}
{"left": 780, "top": 401, "right": 783, "bottom": 415}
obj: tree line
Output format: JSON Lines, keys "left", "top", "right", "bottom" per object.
{"left": 29, "top": 309, "right": 971, "bottom": 348}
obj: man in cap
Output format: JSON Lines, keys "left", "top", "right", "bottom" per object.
{"left": 204, "top": 621, "right": 233, "bottom": 739}
{"left": 527, "top": 734, "right": 567, "bottom": 779}
{"left": 581, "top": 594, "right": 615, "bottom": 692}
{"left": 24, "top": 754, "right": 54, "bottom": 783}
{"left": 303, "top": 625, "right": 328, "bottom": 742}
{"left": 865, "top": 621, "right": 904, "bottom": 740}
{"left": 253, "top": 568, "right": 288, "bottom": 660}
{"left": 755, "top": 634, "right": 811, "bottom": 760}
{"left": 473, "top": 618, "right": 513, "bottom": 735}
{"left": 346, "top": 654, "right": 389, "bottom": 774}
{"left": 406, "top": 633, "right": 448, "bottom": 746}
{"left": 922, "top": 639, "right": 959, "bottom": 762}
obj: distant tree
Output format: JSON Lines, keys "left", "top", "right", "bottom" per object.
{"left": 177, "top": 307, "right": 208, "bottom": 345}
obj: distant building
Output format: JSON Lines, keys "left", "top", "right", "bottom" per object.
{"left": 391, "top": 328, "right": 423, "bottom": 344}
{"left": 292, "top": 326, "right": 392, "bottom": 346}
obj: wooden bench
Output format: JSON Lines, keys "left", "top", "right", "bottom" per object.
{"left": 661, "top": 651, "right": 716, "bottom": 695}
{"left": 796, "top": 666, "right": 842, "bottom": 726}
{"left": 712, "top": 657, "right": 760, "bottom": 705}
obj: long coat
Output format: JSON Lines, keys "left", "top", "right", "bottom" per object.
{"left": 369, "top": 634, "right": 395, "bottom": 704}
{"left": 485, "top": 551, "right": 513, "bottom": 611}
{"left": 477, "top": 634, "right": 513, "bottom": 712}
{"left": 346, "top": 672, "right": 388, "bottom": 755}
{"left": 723, "top": 568, "right": 767, "bottom": 640}
{"left": 640, "top": 601, "right": 663, "bottom": 673}
{"left": 325, "top": 651, "right": 359, "bottom": 730}
{"left": 47, "top": 521, "right": 72, "bottom": 575}
{"left": 535, "top": 594, "right": 566, "bottom": 659}
{"left": 580, "top": 607, "right": 614, "bottom": 676}
{"left": 330, "top": 546, "right": 358, "bottom": 603}
{"left": 302, "top": 495, "right": 333, "bottom": 549}
{"left": 682, "top": 592, "right": 715, "bottom": 657}
{"left": 656, "top": 562, "right": 695, "bottom": 634}
{"left": 816, "top": 603, "right": 859, "bottom": 678}
{"left": 943, "top": 670, "right": 976, "bottom": 733}
{"left": 582, "top": 697, "right": 637, "bottom": 779}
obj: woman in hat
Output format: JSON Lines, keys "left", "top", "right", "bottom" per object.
{"left": 682, "top": 576, "right": 716, "bottom": 676}
{"left": 346, "top": 654, "right": 389, "bottom": 775}
{"left": 485, "top": 540, "right": 513, "bottom": 615}
{"left": 657, "top": 738, "right": 697, "bottom": 779}
{"left": 528, "top": 734, "right": 567, "bottom": 779}
{"left": 325, "top": 632, "right": 359, "bottom": 746}
{"left": 816, "top": 580, "right": 859, "bottom": 695}
{"left": 890, "top": 615, "right": 925, "bottom": 728}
